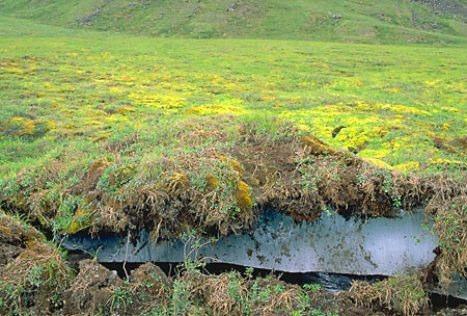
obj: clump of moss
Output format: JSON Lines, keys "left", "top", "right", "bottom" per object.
{"left": 301, "top": 135, "right": 337, "bottom": 155}
{"left": 65, "top": 208, "right": 94, "bottom": 234}
{"left": 1, "top": 116, "right": 36, "bottom": 137}
{"left": 0, "top": 116, "right": 54, "bottom": 138}
{"left": 349, "top": 274, "right": 428, "bottom": 316}
{"left": 206, "top": 173, "right": 220, "bottom": 190}
{"left": 236, "top": 180, "right": 254, "bottom": 211}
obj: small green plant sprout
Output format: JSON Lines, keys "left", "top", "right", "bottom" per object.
{"left": 303, "top": 283, "right": 322, "bottom": 293}
{"left": 108, "top": 284, "right": 134, "bottom": 313}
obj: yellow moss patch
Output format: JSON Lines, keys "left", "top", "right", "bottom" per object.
{"left": 109, "top": 86, "right": 124, "bottom": 94}
{"left": 430, "top": 158, "right": 466, "bottom": 166}
{"left": 336, "top": 128, "right": 371, "bottom": 151}
{"left": 66, "top": 209, "right": 93, "bottom": 234}
{"left": 219, "top": 155, "right": 244, "bottom": 175}
{"left": 186, "top": 99, "right": 247, "bottom": 116}
{"left": 166, "top": 172, "right": 189, "bottom": 192}
{"left": 301, "top": 135, "right": 336, "bottom": 155}
{"left": 360, "top": 147, "right": 391, "bottom": 160}
{"left": 236, "top": 181, "right": 253, "bottom": 210}
{"left": 44, "top": 119, "right": 57, "bottom": 131}
{"left": 206, "top": 174, "right": 219, "bottom": 190}
{"left": 355, "top": 102, "right": 429, "bottom": 116}
{"left": 362, "top": 157, "right": 393, "bottom": 170}
{"left": 394, "top": 161, "right": 420, "bottom": 172}
{"left": 129, "top": 92, "right": 186, "bottom": 110}
{"left": 3, "top": 116, "right": 36, "bottom": 136}
{"left": 383, "top": 104, "right": 429, "bottom": 115}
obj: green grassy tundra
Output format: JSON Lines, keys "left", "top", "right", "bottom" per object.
{"left": 0, "top": 0, "right": 466, "bottom": 315}
{"left": 1, "top": 0, "right": 466, "bottom": 43}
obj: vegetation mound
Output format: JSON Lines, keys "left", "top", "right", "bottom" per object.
{"left": 350, "top": 274, "right": 429, "bottom": 316}
{"left": 0, "top": 212, "right": 73, "bottom": 315}
{"left": 0, "top": 241, "right": 371, "bottom": 316}
{"left": 1, "top": 119, "right": 463, "bottom": 239}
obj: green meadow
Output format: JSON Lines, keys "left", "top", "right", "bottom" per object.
{"left": 1, "top": 16, "right": 465, "bottom": 180}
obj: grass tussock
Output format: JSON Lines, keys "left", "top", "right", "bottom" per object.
{"left": 62, "top": 259, "right": 121, "bottom": 314}
{"left": 0, "top": 239, "right": 73, "bottom": 314}
{"left": 62, "top": 260, "right": 171, "bottom": 315}
{"left": 349, "top": 274, "right": 429, "bottom": 316}
{"left": 178, "top": 270, "right": 314, "bottom": 315}
{"left": 59, "top": 260, "right": 347, "bottom": 316}
{"left": 0, "top": 120, "right": 411, "bottom": 237}
{"left": 0, "top": 210, "right": 44, "bottom": 266}
{"left": 430, "top": 195, "right": 467, "bottom": 286}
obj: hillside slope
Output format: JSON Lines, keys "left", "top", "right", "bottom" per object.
{"left": 0, "top": 0, "right": 465, "bottom": 43}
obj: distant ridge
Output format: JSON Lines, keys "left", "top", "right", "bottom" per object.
{"left": 0, "top": 0, "right": 465, "bottom": 44}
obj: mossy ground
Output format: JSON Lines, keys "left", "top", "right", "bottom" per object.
{"left": 0, "top": 17, "right": 465, "bottom": 178}
{"left": 0, "top": 12, "right": 466, "bottom": 316}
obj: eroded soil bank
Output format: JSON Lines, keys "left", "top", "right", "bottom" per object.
{"left": 0, "top": 128, "right": 466, "bottom": 315}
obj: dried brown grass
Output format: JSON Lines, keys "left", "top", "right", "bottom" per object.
{"left": 430, "top": 195, "right": 467, "bottom": 286}
{"left": 350, "top": 274, "right": 429, "bottom": 316}
{"left": 0, "top": 239, "right": 73, "bottom": 314}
